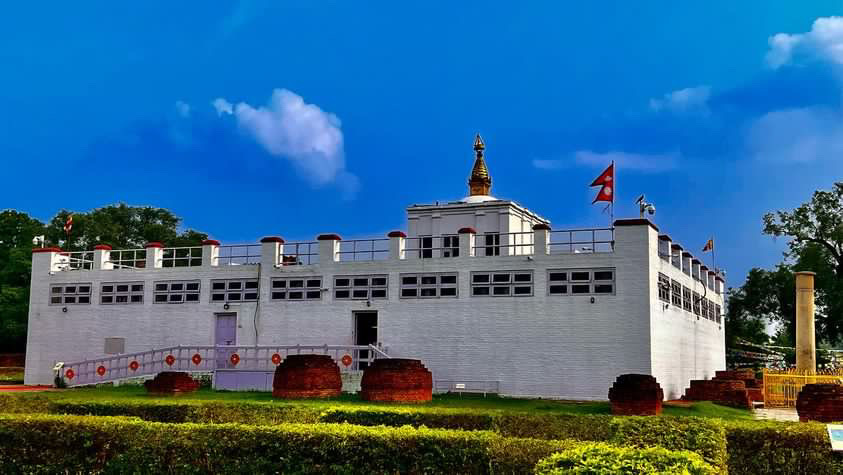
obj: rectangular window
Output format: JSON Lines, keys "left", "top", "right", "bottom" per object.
{"left": 548, "top": 268, "right": 616, "bottom": 296}
{"left": 472, "top": 271, "right": 532, "bottom": 297}
{"left": 484, "top": 233, "right": 500, "bottom": 256}
{"left": 152, "top": 280, "right": 200, "bottom": 303}
{"left": 658, "top": 273, "right": 670, "bottom": 303}
{"left": 49, "top": 283, "right": 92, "bottom": 305}
{"left": 701, "top": 298, "right": 709, "bottom": 320}
{"left": 101, "top": 282, "right": 144, "bottom": 305}
{"left": 334, "top": 274, "right": 388, "bottom": 300}
{"left": 671, "top": 280, "right": 682, "bottom": 307}
{"left": 682, "top": 287, "right": 692, "bottom": 312}
{"left": 442, "top": 235, "right": 459, "bottom": 258}
{"left": 419, "top": 236, "right": 433, "bottom": 259}
{"left": 715, "top": 304, "right": 722, "bottom": 324}
{"left": 271, "top": 277, "right": 322, "bottom": 300}
{"left": 692, "top": 292, "right": 701, "bottom": 316}
{"left": 210, "top": 279, "right": 259, "bottom": 303}
{"left": 400, "top": 273, "right": 458, "bottom": 298}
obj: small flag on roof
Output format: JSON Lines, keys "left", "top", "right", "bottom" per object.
{"left": 590, "top": 162, "right": 614, "bottom": 204}
{"left": 702, "top": 238, "right": 714, "bottom": 252}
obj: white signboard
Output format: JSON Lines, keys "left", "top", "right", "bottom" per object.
{"left": 827, "top": 425, "right": 843, "bottom": 451}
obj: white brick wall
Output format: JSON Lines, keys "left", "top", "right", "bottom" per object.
{"left": 25, "top": 221, "right": 724, "bottom": 400}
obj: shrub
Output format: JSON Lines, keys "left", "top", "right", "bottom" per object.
{"left": 724, "top": 420, "right": 843, "bottom": 474}
{"left": 36, "top": 400, "right": 728, "bottom": 470}
{"left": 534, "top": 443, "right": 716, "bottom": 475}
{"left": 0, "top": 413, "right": 572, "bottom": 474}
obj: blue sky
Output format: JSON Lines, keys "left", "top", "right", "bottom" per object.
{"left": 2, "top": 1, "right": 843, "bottom": 286}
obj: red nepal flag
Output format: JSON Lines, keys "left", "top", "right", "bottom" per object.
{"left": 64, "top": 214, "right": 73, "bottom": 233}
{"left": 590, "top": 163, "right": 614, "bottom": 204}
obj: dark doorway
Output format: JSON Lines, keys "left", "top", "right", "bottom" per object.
{"left": 354, "top": 311, "right": 377, "bottom": 369}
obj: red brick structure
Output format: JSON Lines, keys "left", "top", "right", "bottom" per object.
{"left": 144, "top": 372, "right": 200, "bottom": 395}
{"left": 272, "top": 354, "right": 342, "bottom": 399}
{"left": 682, "top": 379, "right": 752, "bottom": 409}
{"left": 796, "top": 384, "right": 843, "bottom": 422}
{"left": 608, "top": 374, "right": 664, "bottom": 415}
{"left": 714, "top": 370, "right": 764, "bottom": 403}
{"left": 360, "top": 358, "right": 432, "bottom": 403}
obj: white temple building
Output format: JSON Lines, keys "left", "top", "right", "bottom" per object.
{"left": 25, "top": 135, "right": 725, "bottom": 400}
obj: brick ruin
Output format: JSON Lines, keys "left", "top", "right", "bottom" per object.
{"left": 360, "top": 358, "right": 432, "bottom": 403}
{"left": 796, "top": 384, "right": 843, "bottom": 422}
{"left": 272, "top": 354, "right": 342, "bottom": 399}
{"left": 681, "top": 369, "right": 762, "bottom": 409}
{"left": 144, "top": 372, "right": 200, "bottom": 395}
{"left": 608, "top": 374, "right": 664, "bottom": 415}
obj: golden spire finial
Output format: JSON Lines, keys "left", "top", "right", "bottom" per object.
{"left": 468, "top": 133, "right": 491, "bottom": 196}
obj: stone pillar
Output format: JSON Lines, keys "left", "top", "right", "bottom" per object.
{"left": 796, "top": 271, "right": 817, "bottom": 373}
{"left": 532, "top": 223, "right": 550, "bottom": 258}
{"left": 145, "top": 242, "right": 163, "bottom": 269}
{"left": 93, "top": 244, "right": 113, "bottom": 270}
{"left": 260, "top": 237, "right": 284, "bottom": 266}
{"left": 317, "top": 234, "right": 341, "bottom": 263}
{"left": 32, "top": 247, "right": 63, "bottom": 273}
{"left": 387, "top": 231, "right": 406, "bottom": 260}
{"left": 458, "top": 227, "right": 476, "bottom": 257}
{"left": 201, "top": 239, "right": 220, "bottom": 267}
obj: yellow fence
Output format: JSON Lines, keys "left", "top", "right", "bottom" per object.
{"left": 763, "top": 368, "right": 843, "bottom": 407}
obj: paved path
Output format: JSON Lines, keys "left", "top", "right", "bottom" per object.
{"left": 754, "top": 407, "right": 799, "bottom": 422}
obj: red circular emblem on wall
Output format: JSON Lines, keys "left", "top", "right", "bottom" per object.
{"left": 96, "top": 365, "right": 106, "bottom": 377}
{"left": 229, "top": 353, "right": 240, "bottom": 366}
{"left": 64, "top": 368, "right": 75, "bottom": 380}
{"left": 165, "top": 355, "right": 176, "bottom": 366}
{"left": 271, "top": 353, "right": 282, "bottom": 365}
{"left": 341, "top": 354, "right": 353, "bottom": 367}
{"left": 129, "top": 361, "right": 139, "bottom": 371}
{"left": 192, "top": 353, "right": 202, "bottom": 365}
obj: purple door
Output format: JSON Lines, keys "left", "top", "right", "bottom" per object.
{"left": 216, "top": 314, "right": 237, "bottom": 368}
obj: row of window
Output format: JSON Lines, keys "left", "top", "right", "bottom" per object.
{"left": 658, "top": 273, "right": 722, "bottom": 323}
{"left": 49, "top": 268, "right": 617, "bottom": 306}
{"left": 415, "top": 233, "right": 503, "bottom": 258}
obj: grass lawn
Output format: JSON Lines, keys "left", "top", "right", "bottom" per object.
{"left": 8, "top": 385, "right": 753, "bottom": 420}
{"left": 0, "top": 368, "right": 24, "bottom": 384}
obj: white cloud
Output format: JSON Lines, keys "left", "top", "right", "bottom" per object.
{"left": 534, "top": 151, "right": 679, "bottom": 173}
{"left": 175, "top": 101, "right": 191, "bottom": 118}
{"left": 214, "top": 89, "right": 353, "bottom": 188}
{"left": 649, "top": 86, "right": 711, "bottom": 114}
{"left": 766, "top": 17, "right": 843, "bottom": 68}
{"left": 212, "top": 98, "right": 233, "bottom": 116}
{"left": 746, "top": 106, "right": 843, "bottom": 162}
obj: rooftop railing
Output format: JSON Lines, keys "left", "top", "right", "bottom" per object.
{"left": 161, "top": 246, "right": 203, "bottom": 268}
{"left": 281, "top": 241, "right": 319, "bottom": 266}
{"left": 549, "top": 228, "right": 613, "bottom": 254}
{"left": 37, "top": 224, "right": 633, "bottom": 274}
{"left": 216, "top": 245, "right": 261, "bottom": 266}
{"left": 338, "top": 238, "right": 389, "bottom": 262}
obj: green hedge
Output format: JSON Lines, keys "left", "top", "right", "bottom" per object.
{"left": 0, "top": 413, "right": 574, "bottom": 474}
{"left": 9, "top": 397, "right": 843, "bottom": 473}
{"left": 724, "top": 420, "right": 843, "bottom": 474}
{"left": 3, "top": 399, "right": 727, "bottom": 470}
{"left": 534, "top": 442, "right": 716, "bottom": 475}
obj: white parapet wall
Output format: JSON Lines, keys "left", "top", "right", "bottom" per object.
{"left": 25, "top": 221, "right": 725, "bottom": 400}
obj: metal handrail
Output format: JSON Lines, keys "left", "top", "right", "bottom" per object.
{"left": 338, "top": 239, "right": 390, "bottom": 262}
{"left": 548, "top": 228, "right": 613, "bottom": 254}
{"left": 160, "top": 246, "right": 203, "bottom": 268}
{"left": 279, "top": 241, "right": 319, "bottom": 266}
{"left": 59, "top": 344, "right": 389, "bottom": 387}
{"left": 216, "top": 245, "right": 262, "bottom": 266}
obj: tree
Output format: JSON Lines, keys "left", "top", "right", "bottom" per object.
{"left": 45, "top": 204, "right": 207, "bottom": 250}
{"left": 763, "top": 182, "right": 843, "bottom": 344}
{"left": 0, "top": 205, "right": 207, "bottom": 352}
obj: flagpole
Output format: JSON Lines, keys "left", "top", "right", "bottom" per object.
{"left": 711, "top": 237, "right": 717, "bottom": 275}
{"left": 611, "top": 160, "right": 615, "bottom": 229}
